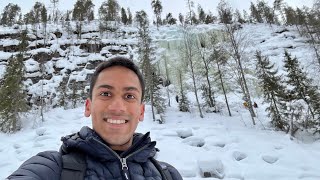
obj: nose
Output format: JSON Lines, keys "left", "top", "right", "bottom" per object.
{"left": 107, "top": 97, "right": 126, "bottom": 113}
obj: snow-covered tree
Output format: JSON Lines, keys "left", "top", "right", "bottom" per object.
{"left": 0, "top": 31, "right": 29, "bottom": 133}
{"left": 135, "top": 10, "right": 166, "bottom": 122}
{"left": 283, "top": 51, "right": 320, "bottom": 131}
{"left": 255, "top": 51, "right": 288, "bottom": 130}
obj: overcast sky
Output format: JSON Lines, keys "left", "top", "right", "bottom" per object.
{"left": 0, "top": 0, "right": 315, "bottom": 20}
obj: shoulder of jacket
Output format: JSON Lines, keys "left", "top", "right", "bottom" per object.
{"left": 157, "top": 161, "right": 183, "bottom": 180}
{"left": 7, "top": 151, "right": 63, "bottom": 180}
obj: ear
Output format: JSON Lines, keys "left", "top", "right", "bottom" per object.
{"left": 139, "top": 103, "right": 145, "bottom": 122}
{"left": 84, "top": 98, "right": 91, "bottom": 117}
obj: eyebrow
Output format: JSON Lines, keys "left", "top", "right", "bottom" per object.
{"left": 97, "top": 84, "right": 140, "bottom": 93}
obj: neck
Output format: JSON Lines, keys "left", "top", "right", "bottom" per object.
{"left": 110, "top": 138, "right": 133, "bottom": 151}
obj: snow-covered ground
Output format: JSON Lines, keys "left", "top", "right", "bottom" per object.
{"left": 1, "top": 98, "right": 320, "bottom": 180}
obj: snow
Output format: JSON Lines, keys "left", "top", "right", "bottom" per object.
{"left": 1, "top": 99, "right": 320, "bottom": 179}
{"left": 24, "top": 58, "right": 40, "bottom": 73}
{"left": 0, "top": 39, "right": 20, "bottom": 47}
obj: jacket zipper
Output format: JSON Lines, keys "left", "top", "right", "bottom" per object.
{"left": 92, "top": 138, "right": 151, "bottom": 180}
{"left": 120, "top": 157, "right": 129, "bottom": 180}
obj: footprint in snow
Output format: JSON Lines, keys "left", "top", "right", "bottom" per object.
{"left": 214, "top": 142, "right": 226, "bottom": 148}
{"left": 274, "top": 145, "right": 283, "bottom": 150}
{"left": 233, "top": 151, "right": 247, "bottom": 161}
{"left": 198, "top": 158, "right": 225, "bottom": 179}
{"left": 262, "top": 155, "right": 278, "bottom": 164}
{"left": 176, "top": 129, "right": 193, "bottom": 139}
{"left": 192, "top": 126, "right": 200, "bottom": 130}
{"left": 182, "top": 136, "right": 205, "bottom": 147}
{"left": 13, "top": 143, "right": 21, "bottom": 149}
{"left": 36, "top": 127, "right": 47, "bottom": 136}
{"left": 15, "top": 149, "right": 22, "bottom": 154}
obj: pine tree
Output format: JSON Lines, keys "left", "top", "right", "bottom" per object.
{"left": 0, "top": 31, "right": 29, "bottom": 133}
{"left": 284, "top": 6, "right": 297, "bottom": 25}
{"left": 204, "top": 11, "right": 216, "bottom": 24}
{"left": 250, "top": 2, "right": 263, "bottom": 23}
{"left": 135, "top": 10, "right": 166, "bottom": 122}
{"left": 72, "top": 0, "right": 94, "bottom": 38}
{"left": 99, "top": 0, "right": 120, "bottom": 22}
{"left": 234, "top": 9, "right": 246, "bottom": 24}
{"left": 121, "top": 7, "right": 128, "bottom": 25}
{"left": 0, "top": 54, "right": 28, "bottom": 133}
{"left": 217, "top": 0, "right": 233, "bottom": 24}
{"left": 68, "top": 81, "right": 82, "bottom": 109}
{"left": 283, "top": 50, "right": 320, "bottom": 129}
{"left": 255, "top": 51, "right": 288, "bottom": 130}
{"left": 127, "top": 8, "right": 132, "bottom": 25}
{"left": 0, "top": 3, "right": 21, "bottom": 26}
{"left": 178, "top": 70, "right": 190, "bottom": 112}
{"left": 57, "top": 77, "right": 68, "bottom": 109}
{"left": 41, "top": 5, "right": 48, "bottom": 45}
{"left": 165, "top": 13, "right": 177, "bottom": 25}
{"left": 151, "top": 0, "right": 163, "bottom": 29}
{"left": 198, "top": 5, "right": 206, "bottom": 24}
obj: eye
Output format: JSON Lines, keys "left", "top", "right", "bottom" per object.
{"left": 125, "top": 94, "right": 136, "bottom": 99}
{"left": 100, "top": 91, "right": 111, "bottom": 97}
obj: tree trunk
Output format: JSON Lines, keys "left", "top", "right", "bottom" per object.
{"left": 304, "top": 23, "right": 320, "bottom": 67}
{"left": 150, "top": 82, "right": 156, "bottom": 121}
{"left": 197, "top": 37, "right": 215, "bottom": 110}
{"left": 164, "top": 55, "right": 170, "bottom": 107}
{"left": 190, "top": 59, "right": 203, "bottom": 118}
{"left": 217, "top": 61, "right": 232, "bottom": 116}
{"left": 184, "top": 30, "right": 203, "bottom": 118}
{"left": 226, "top": 24, "right": 256, "bottom": 124}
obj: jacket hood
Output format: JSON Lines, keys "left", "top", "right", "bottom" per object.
{"left": 60, "top": 126, "right": 157, "bottom": 162}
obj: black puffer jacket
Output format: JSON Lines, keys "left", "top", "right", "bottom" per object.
{"left": 7, "top": 126, "right": 182, "bottom": 180}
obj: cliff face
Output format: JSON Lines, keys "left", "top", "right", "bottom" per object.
{"left": 0, "top": 21, "right": 138, "bottom": 108}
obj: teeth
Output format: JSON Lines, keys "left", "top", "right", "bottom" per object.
{"left": 107, "top": 119, "right": 126, "bottom": 124}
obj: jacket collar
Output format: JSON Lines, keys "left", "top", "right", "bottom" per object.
{"left": 61, "top": 126, "right": 157, "bottom": 162}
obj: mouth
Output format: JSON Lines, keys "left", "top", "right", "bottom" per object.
{"left": 104, "top": 118, "right": 129, "bottom": 124}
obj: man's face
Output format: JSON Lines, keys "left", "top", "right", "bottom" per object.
{"left": 85, "top": 66, "right": 145, "bottom": 151}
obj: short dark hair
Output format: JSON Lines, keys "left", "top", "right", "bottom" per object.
{"left": 89, "top": 56, "right": 145, "bottom": 102}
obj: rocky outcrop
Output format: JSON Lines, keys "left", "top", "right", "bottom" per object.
{"left": 0, "top": 23, "right": 137, "bottom": 108}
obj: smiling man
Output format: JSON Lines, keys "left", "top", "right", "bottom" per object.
{"left": 7, "top": 57, "right": 182, "bottom": 180}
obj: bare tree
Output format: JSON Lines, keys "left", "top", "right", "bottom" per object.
{"left": 164, "top": 45, "right": 171, "bottom": 106}
{"left": 50, "top": 0, "right": 59, "bottom": 24}
{"left": 196, "top": 34, "right": 216, "bottom": 112}
{"left": 224, "top": 24, "right": 256, "bottom": 124}
{"left": 185, "top": 0, "right": 194, "bottom": 25}
{"left": 182, "top": 28, "right": 203, "bottom": 118}
{"left": 207, "top": 32, "right": 232, "bottom": 116}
